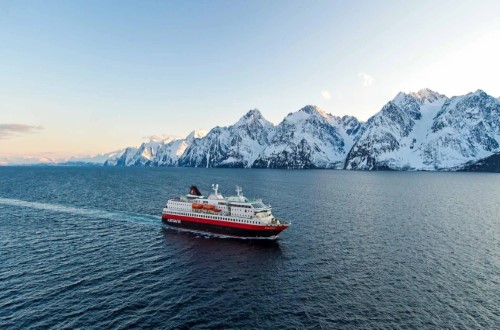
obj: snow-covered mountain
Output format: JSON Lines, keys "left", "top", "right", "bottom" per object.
{"left": 66, "top": 150, "right": 128, "bottom": 165}
{"left": 178, "top": 109, "right": 274, "bottom": 168}
{"left": 103, "top": 147, "right": 139, "bottom": 166}
{"left": 422, "top": 90, "right": 499, "bottom": 169}
{"left": 345, "top": 89, "right": 500, "bottom": 170}
{"left": 0, "top": 156, "right": 57, "bottom": 166}
{"left": 345, "top": 89, "right": 448, "bottom": 170}
{"left": 103, "top": 130, "right": 207, "bottom": 167}
{"left": 93, "top": 107, "right": 362, "bottom": 169}
{"left": 55, "top": 88, "right": 499, "bottom": 172}
{"left": 253, "top": 106, "right": 361, "bottom": 169}
{"left": 154, "top": 131, "right": 205, "bottom": 167}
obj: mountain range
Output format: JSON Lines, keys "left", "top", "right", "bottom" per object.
{"left": 65, "top": 89, "right": 500, "bottom": 172}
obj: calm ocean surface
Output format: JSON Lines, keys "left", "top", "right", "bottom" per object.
{"left": 0, "top": 167, "right": 498, "bottom": 329}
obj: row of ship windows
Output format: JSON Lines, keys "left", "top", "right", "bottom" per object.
{"left": 171, "top": 203, "right": 252, "bottom": 215}
{"left": 171, "top": 202, "right": 253, "bottom": 213}
{"left": 170, "top": 203, "right": 188, "bottom": 207}
{"left": 173, "top": 211, "right": 260, "bottom": 224}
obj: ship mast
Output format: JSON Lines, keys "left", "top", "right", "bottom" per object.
{"left": 212, "top": 183, "right": 219, "bottom": 195}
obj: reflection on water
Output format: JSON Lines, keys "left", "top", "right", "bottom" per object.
{"left": 160, "top": 226, "right": 284, "bottom": 254}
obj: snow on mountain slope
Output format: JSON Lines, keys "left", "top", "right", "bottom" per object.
{"left": 155, "top": 130, "right": 207, "bottom": 166}
{"left": 178, "top": 110, "right": 274, "bottom": 168}
{"left": 345, "top": 89, "right": 500, "bottom": 170}
{"left": 104, "top": 147, "right": 139, "bottom": 166}
{"left": 324, "top": 114, "right": 363, "bottom": 156}
{"left": 253, "top": 106, "right": 350, "bottom": 169}
{"left": 0, "top": 156, "right": 57, "bottom": 165}
{"left": 344, "top": 89, "right": 446, "bottom": 170}
{"left": 420, "top": 90, "right": 500, "bottom": 169}
{"left": 63, "top": 150, "right": 121, "bottom": 164}
{"left": 104, "top": 130, "right": 207, "bottom": 167}
{"left": 129, "top": 139, "right": 171, "bottom": 166}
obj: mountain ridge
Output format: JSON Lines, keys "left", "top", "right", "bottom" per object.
{"left": 14, "top": 88, "right": 498, "bottom": 172}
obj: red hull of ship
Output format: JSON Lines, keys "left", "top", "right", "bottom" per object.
{"left": 162, "top": 213, "right": 287, "bottom": 238}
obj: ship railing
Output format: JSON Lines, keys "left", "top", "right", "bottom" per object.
{"left": 270, "top": 218, "right": 288, "bottom": 225}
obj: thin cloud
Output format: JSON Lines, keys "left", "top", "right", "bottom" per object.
{"left": 142, "top": 134, "right": 180, "bottom": 142}
{"left": 321, "top": 90, "right": 332, "bottom": 100}
{"left": 0, "top": 124, "right": 43, "bottom": 139}
{"left": 358, "top": 72, "right": 374, "bottom": 87}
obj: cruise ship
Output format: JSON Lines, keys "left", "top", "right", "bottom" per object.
{"left": 162, "top": 184, "right": 289, "bottom": 239}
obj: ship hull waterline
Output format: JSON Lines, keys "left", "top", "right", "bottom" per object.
{"left": 162, "top": 214, "right": 287, "bottom": 238}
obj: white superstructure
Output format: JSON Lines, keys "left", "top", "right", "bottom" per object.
{"left": 163, "top": 184, "right": 285, "bottom": 227}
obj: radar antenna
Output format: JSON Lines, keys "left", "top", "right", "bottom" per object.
{"left": 235, "top": 186, "right": 243, "bottom": 197}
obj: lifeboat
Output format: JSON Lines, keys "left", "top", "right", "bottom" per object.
{"left": 213, "top": 209, "right": 221, "bottom": 213}
{"left": 192, "top": 203, "right": 203, "bottom": 209}
{"left": 202, "top": 204, "right": 215, "bottom": 210}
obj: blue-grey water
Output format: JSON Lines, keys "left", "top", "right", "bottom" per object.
{"left": 0, "top": 167, "right": 498, "bottom": 329}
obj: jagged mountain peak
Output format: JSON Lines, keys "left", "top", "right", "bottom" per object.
{"left": 285, "top": 105, "right": 329, "bottom": 123}
{"left": 142, "top": 135, "right": 179, "bottom": 144}
{"left": 471, "top": 89, "right": 488, "bottom": 97}
{"left": 186, "top": 129, "right": 207, "bottom": 140}
{"left": 386, "top": 89, "right": 447, "bottom": 122}
{"left": 245, "top": 108, "right": 263, "bottom": 117}
{"left": 410, "top": 88, "right": 446, "bottom": 103}
{"left": 393, "top": 89, "right": 447, "bottom": 106}
{"left": 443, "top": 89, "right": 498, "bottom": 112}
{"left": 299, "top": 105, "right": 326, "bottom": 116}
{"left": 234, "top": 108, "right": 272, "bottom": 128}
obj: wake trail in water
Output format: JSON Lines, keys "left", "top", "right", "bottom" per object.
{"left": 0, "top": 197, "right": 160, "bottom": 225}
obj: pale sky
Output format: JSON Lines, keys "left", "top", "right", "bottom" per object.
{"left": 1, "top": 0, "right": 499, "bottom": 161}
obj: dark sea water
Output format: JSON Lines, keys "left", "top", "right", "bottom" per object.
{"left": 0, "top": 167, "right": 498, "bottom": 329}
